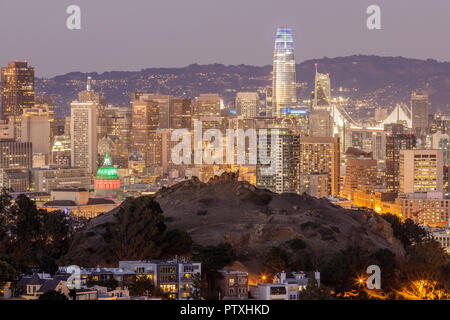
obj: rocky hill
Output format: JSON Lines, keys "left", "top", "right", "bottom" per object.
{"left": 67, "top": 173, "right": 405, "bottom": 276}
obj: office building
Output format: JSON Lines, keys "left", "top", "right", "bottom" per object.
{"left": 193, "top": 94, "right": 221, "bottom": 116}
{"left": 235, "top": 92, "right": 259, "bottom": 118}
{"left": 1, "top": 61, "right": 34, "bottom": 120}
{"left": 397, "top": 192, "right": 449, "bottom": 227}
{"left": 20, "top": 107, "right": 50, "bottom": 159}
{"left": 32, "top": 167, "right": 90, "bottom": 192}
{"left": 131, "top": 99, "right": 160, "bottom": 166}
{"left": 272, "top": 27, "right": 296, "bottom": 116}
{"left": 0, "top": 139, "right": 32, "bottom": 168}
{"left": 399, "top": 149, "right": 443, "bottom": 194}
{"left": 312, "top": 65, "right": 331, "bottom": 111}
{"left": 385, "top": 133, "right": 416, "bottom": 192}
{"left": 309, "top": 110, "right": 333, "bottom": 137}
{"left": 411, "top": 91, "right": 429, "bottom": 134}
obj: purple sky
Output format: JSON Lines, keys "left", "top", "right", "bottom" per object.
{"left": 1, "top": 0, "right": 450, "bottom": 77}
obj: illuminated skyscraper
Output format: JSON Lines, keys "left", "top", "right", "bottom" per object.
{"left": 131, "top": 98, "right": 160, "bottom": 166}
{"left": 272, "top": 27, "right": 296, "bottom": 116}
{"left": 411, "top": 91, "right": 429, "bottom": 134}
{"left": 385, "top": 133, "right": 416, "bottom": 192}
{"left": 70, "top": 101, "right": 98, "bottom": 174}
{"left": 1, "top": 61, "right": 35, "bottom": 120}
{"left": 312, "top": 64, "right": 331, "bottom": 111}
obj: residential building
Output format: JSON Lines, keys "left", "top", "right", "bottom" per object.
{"left": 70, "top": 101, "right": 98, "bottom": 173}
{"left": 118, "top": 259, "right": 201, "bottom": 300}
{"left": 342, "top": 159, "right": 378, "bottom": 200}
{"left": 219, "top": 269, "right": 248, "bottom": 299}
{"left": 298, "top": 137, "right": 340, "bottom": 197}
{"left": 250, "top": 271, "right": 320, "bottom": 300}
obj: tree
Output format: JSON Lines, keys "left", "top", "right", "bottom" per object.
{"left": 189, "top": 273, "right": 205, "bottom": 300}
{"left": 192, "top": 243, "right": 236, "bottom": 298}
{"left": 382, "top": 214, "right": 427, "bottom": 248}
{"left": 0, "top": 260, "right": 16, "bottom": 289}
{"left": 129, "top": 276, "right": 155, "bottom": 297}
{"left": 38, "top": 290, "right": 68, "bottom": 301}
{"left": 405, "top": 239, "right": 448, "bottom": 277}
{"left": 321, "top": 245, "right": 371, "bottom": 297}
{"left": 162, "top": 229, "right": 193, "bottom": 257}
{"left": 372, "top": 248, "right": 400, "bottom": 291}
{"left": 298, "top": 275, "right": 333, "bottom": 300}
{"left": 263, "top": 246, "right": 290, "bottom": 279}
{"left": 112, "top": 196, "right": 167, "bottom": 260}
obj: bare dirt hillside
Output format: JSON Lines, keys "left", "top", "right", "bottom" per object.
{"left": 68, "top": 173, "right": 405, "bottom": 273}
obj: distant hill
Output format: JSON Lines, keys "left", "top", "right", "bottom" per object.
{"left": 34, "top": 55, "right": 450, "bottom": 116}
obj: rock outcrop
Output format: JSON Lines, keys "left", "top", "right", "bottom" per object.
{"left": 68, "top": 173, "right": 405, "bottom": 271}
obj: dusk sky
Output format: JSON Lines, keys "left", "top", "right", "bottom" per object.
{"left": 1, "top": 0, "right": 450, "bottom": 77}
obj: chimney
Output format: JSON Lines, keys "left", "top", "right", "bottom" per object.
{"left": 280, "top": 271, "right": 286, "bottom": 284}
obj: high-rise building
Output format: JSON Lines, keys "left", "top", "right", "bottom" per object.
{"left": 103, "top": 106, "right": 132, "bottom": 167}
{"left": 193, "top": 94, "right": 221, "bottom": 117}
{"left": 264, "top": 87, "right": 273, "bottom": 117}
{"left": 342, "top": 159, "right": 378, "bottom": 200}
{"left": 298, "top": 137, "right": 340, "bottom": 197}
{"left": 399, "top": 149, "right": 443, "bottom": 194}
{"left": 70, "top": 102, "right": 98, "bottom": 173}
{"left": 372, "top": 132, "right": 386, "bottom": 161}
{"left": 309, "top": 110, "right": 333, "bottom": 137}
{"left": 385, "top": 133, "right": 416, "bottom": 192}
{"left": 1, "top": 61, "right": 35, "bottom": 120}
{"left": 272, "top": 27, "right": 296, "bottom": 116}
{"left": 131, "top": 99, "right": 160, "bottom": 166}
{"left": 51, "top": 135, "right": 71, "bottom": 167}
{"left": 235, "top": 92, "right": 259, "bottom": 118}
{"left": 0, "top": 139, "right": 32, "bottom": 169}
{"left": 256, "top": 128, "right": 299, "bottom": 194}
{"left": 170, "top": 98, "right": 192, "bottom": 129}
{"left": 411, "top": 91, "right": 429, "bottom": 134}
{"left": 20, "top": 107, "right": 50, "bottom": 159}
{"left": 431, "top": 132, "right": 450, "bottom": 166}
{"left": 312, "top": 65, "right": 331, "bottom": 111}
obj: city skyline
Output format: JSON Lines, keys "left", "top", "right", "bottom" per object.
{"left": 1, "top": 0, "right": 450, "bottom": 77}
{"left": 1, "top": 1, "right": 450, "bottom": 304}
